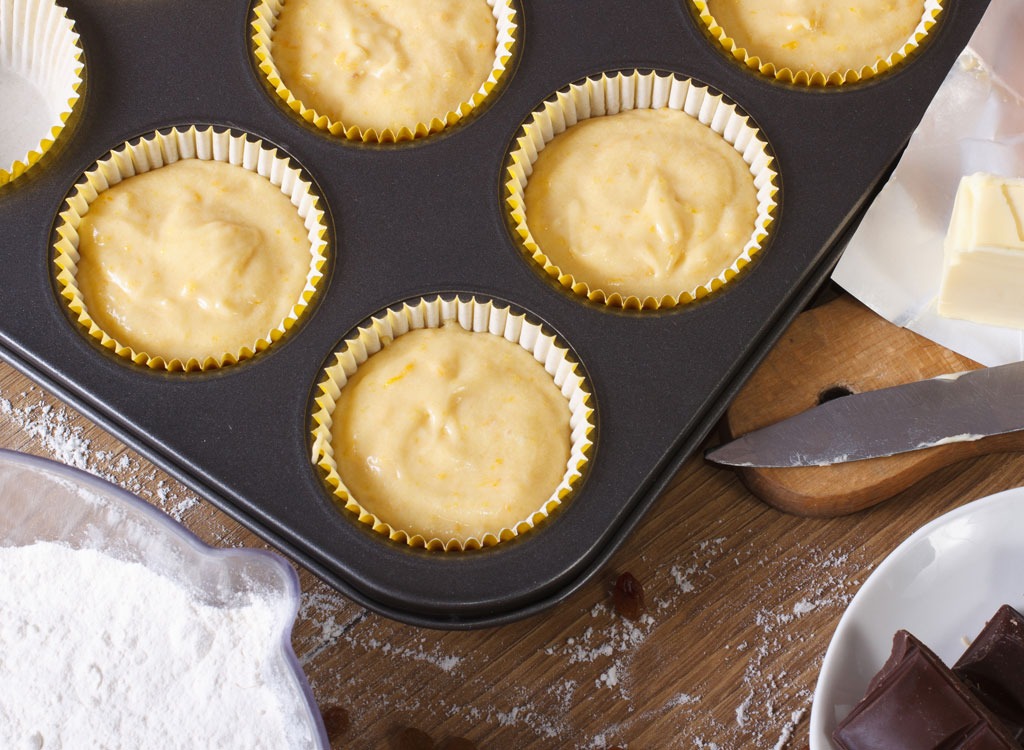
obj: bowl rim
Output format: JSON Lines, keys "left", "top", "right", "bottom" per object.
{"left": 0, "top": 446, "right": 330, "bottom": 749}
{"left": 808, "top": 486, "right": 1024, "bottom": 748}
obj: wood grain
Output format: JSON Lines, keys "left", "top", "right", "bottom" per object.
{"left": 722, "top": 296, "right": 1024, "bottom": 517}
{"left": 3, "top": 335, "right": 1024, "bottom": 749}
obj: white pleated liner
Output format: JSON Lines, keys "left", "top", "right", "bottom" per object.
{"left": 53, "top": 126, "right": 329, "bottom": 372}
{"left": 505, "top": 70, "right": 778, "bottom": 310}
{"left": 692, "top": 0, "right": 944, "bottom": 86}
{"left": 0, "top": 0, "right": 83, "bottom": 184}
{"left": 251, "top": 0, "right": 518, "bottom": 143}
{"left": 311, "top": 296, "right": 595, "bottom": 552}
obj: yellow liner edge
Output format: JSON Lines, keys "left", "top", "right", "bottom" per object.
{"left": 505, "top": 70, "right": 779, "bottom": 311}
{"left": 52, "top": 126, "right": 329, "bottom": 372}
{"left": 251, "top": 0, "right": 518, "bottom": 144}
{"left": 1, "top": 0, "right": 84, "bottom": 186}
{"left": 692, "top": 0, "right": 945, "bottom": 86}
{"left": 310, "top": 296, "right": 595, "bottom": 552}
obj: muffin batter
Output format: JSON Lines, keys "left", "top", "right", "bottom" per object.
{"left": 330, "top": 324, "right": 571, "bottom": 543}
{"left": 524, "top": 107, "right": 758, "bottom": 301}
{"left": 705, "top": 0, "right": 927, "bottom": 75}
{"left": 272, "top": 0, "right": 497, "bottom": 132}
{"left": 75, "top": 159, "right": 312, "bottom": 363}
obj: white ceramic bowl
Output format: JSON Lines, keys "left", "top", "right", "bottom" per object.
{"left": 0, "top": 448, "right": 329, "bottom": 749}
{"left": 809, "top": 487, "right": 1024, "bottom": 748}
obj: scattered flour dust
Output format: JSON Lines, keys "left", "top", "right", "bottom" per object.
{"left": 0, "top": 542, "right": 315, "bottom": 749}
{"left": 343, "top": 631, "right": 463, "bottom": 674}
{"left": 1, "top": 384, "right": 859, "bottom": 749}
{"left": 773, "top": 709, "right": 807, "bottom": 750}
{"left": 0, "top": 387, "right": 213, "bottom": 530}
{"left": 735, "top": 692, "right": 753, "bottom": 728}
{"left": 448, "top": 534, "right": 858, "bottom": 748}
{"left": 295, "top": 529, "right": 862, "bottom": 749}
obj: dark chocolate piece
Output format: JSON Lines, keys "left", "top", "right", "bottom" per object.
{"left": 955, "top": 606, "right": 1024, "bottom": 742}
{"left": 833, "top": 630, "right": 1022, "bottom": 750}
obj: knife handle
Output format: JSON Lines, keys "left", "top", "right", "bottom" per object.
{"left": 720, "top": 295, "right": 1024, "bottom": 517}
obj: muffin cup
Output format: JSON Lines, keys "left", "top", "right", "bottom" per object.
{"left": 0, "top": 0, "right": 83, "bottom": 186}
{"left": 52, "top": 126, "right": 329, "bottom": 372}
{"left": 505, "top": 70, "right": 778, "bottom": 311}
{"left": 310, "top": 295, "right": 595, "bottom": 552}
{"left": 692, "top": 0, "right": 944, "bottom": 86}
{"left": 251, "top": 0, "right": 518, "bottom": 144}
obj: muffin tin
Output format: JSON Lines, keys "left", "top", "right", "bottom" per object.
{"left": 0, "top": 0, "right": 991, "bottom": 628}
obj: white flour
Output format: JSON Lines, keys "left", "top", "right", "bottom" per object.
{"left": 1, "top": 379, "right": 860, "bottom": 748}
{"left": 0, "top": 542, "right": 311, "bottom": 749}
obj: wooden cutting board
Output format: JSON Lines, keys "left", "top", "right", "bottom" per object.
{"left": 719, "top": 295, "right": 1024, "bottom": 517}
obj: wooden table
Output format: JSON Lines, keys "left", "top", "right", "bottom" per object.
{"left": 2, "top": 351, "right": 1022, "bottom": 749}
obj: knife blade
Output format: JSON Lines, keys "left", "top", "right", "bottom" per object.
{"left": 706, "top": 360, "right": 1024, "bottom": 468}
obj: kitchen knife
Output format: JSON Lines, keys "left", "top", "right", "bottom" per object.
{"left": 706, "top": 359, "right": 1024, "bottom": 468}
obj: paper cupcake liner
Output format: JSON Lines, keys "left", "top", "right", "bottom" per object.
{"left": 310, "top": 295, "right": 595, "bottom": 552}
{"left": 692, "top": 0, "right": 944, "bottom": 86}
{"left": 251, "top": 0, "right": 518, "bottom": 144}
{"left": 0, "top": 0, "right": 83, "bottom": 186}
{"left": 53, "top": 126, "right": 329, "bottom": 372}
{"left": 505, "top": 70, "right": 778, "bottom": 310}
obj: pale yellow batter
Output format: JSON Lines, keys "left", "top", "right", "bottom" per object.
{"left": 272, "top": 0, "right": 497, "bottom": 132}
{"left": 706, "top": 0, "right": 926, "bottom": 75}
{"left": 330, "top": 324, "right": 571, "bottom": 543}
{"left": 75, "top": 159, "right": 312, "bottom": 363}
{"left": 524, "top": 108, "right": 758, "bottom": 301}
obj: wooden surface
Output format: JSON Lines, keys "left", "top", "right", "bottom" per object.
{"left": 722, "top": 296, "right": 1024, "bottom": 517}
{"left": 3, "top": 319, "right": 1024, "bottom": 749}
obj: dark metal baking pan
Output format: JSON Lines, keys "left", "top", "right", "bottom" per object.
{"left": 0, "top": 0, "right": 990, "bottom": 627}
